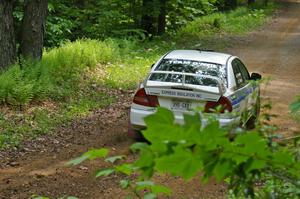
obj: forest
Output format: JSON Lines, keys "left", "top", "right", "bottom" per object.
{"left": 1, "top": 0, "right": 269, "bottom": 66}
{"left": 0, "top": 0, "right": 299, "bottom": 198}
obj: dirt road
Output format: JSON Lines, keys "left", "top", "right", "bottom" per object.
{"left": 231, "top": 0, "right": 300, "bottom": 135}
{"left": 0, "top": 1, "right": 300, "bottom": 198}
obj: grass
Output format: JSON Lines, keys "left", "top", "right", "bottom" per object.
{"left": 0, "top": 4, "right": 275, "bottom": 150}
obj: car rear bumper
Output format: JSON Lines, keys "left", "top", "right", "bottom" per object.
{"left": 129, "top": 107, "right": 241, "bottom": 131}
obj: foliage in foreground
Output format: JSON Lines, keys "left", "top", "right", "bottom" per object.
{"left": 69, "top": 107, "right": 300, "bottom": 199}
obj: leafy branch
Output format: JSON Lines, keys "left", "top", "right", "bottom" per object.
{"left": 68, "top": 107, "right": 300, "bottom": 198}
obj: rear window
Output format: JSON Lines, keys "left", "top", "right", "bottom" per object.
{"left": 149, "top": 59, "right": 227, "bottom": 87}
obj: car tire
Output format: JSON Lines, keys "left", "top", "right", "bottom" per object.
{"left": 132, "top": 130, "right": 146, "bottom": 141}
{"left": 128, "top": 122, "right": 147, "bottom": 141}
{"left": 246, "top": 97, "right": 260, "bottom": 130}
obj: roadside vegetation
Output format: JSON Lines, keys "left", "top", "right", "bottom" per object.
{"left": 0, "top": 2, "right": 275, "bottom": 150}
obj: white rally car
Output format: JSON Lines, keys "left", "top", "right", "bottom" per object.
{"left": 128, "top": 50, "right": 261, "bottom": 138}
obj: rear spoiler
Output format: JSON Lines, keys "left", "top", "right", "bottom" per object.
{"left": 145, "top": 71, "right": 226, "bottom": 96}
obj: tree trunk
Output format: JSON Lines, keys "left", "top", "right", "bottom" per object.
{"left": 225, "top": 0, "right": 238, "bottom": 10}
{"left": 75, "top": 0, "right": 86, "bottom": 8}
{"left": 264, "top": 0, "right": 269, "bottom": 6}
{"left": 0, "top": 0, "right": 16, "bottom": 69}
{"left": 130, "top": 0, "right": 139, "bottom": 27}
{"left": 141, "top": 0, "right": 157, "bottom": 36}
{"left": 157, "top": 0, "right": 167, "bottom": 35}
{"left": 20, "top": 0, "right": 48, "bottom": 60}
{"left": 248, "top": 0, "right": 255, "bottom": 5}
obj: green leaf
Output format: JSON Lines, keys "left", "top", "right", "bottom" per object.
{"left": 135, "top": 181, "right": 154, "bottom": 190}
{"left": 272, "top": 151, "right": 294, "bottom": 166}
{"left": 144, "top": 107, "right": 174, "bottom": 125}
{"left": 197, "top": 120, "right": 227, "bottom": 150}
{"left": 235, "top": 133, "right": 269, "bottom": 157}
{"left": 32, "top": 197, "right": 50, "bottom": 199}
{"left": 142, "top": 108, "right": 203, "bottom": 144}
{"left": 151, "top": 185, "right": 172, "bottom": 195}
{"left": 95, "top": 168, "right": 114, "bottom": 178}
{"left": 144, "top": 193, "right": 157, "bottom": 199}
{"left": 182, "top": 113, "right": 203, "bottom": 144}
{"left": 134, "top": 147, "right": 154, "bottom": 169}
{"left": 149, "top": 142, "right": 168, "bottom": 154}
{"left": 183, "top": 112, "right": 201, "bottom": 129}
{"left": 67, "top": 148, "right": 109, "bottom": 166}
{"left": 155, "top": 147, "right": 203, "bottom": 180}
{"left": 66, "top": 155, "right": 89, "bottom": 166}
{"left": 289, "top": 98, "right": 300, "bottom": 114}
{"left": 136, "top": 181, "right": 171, "bottom": 196}
{"left": 229, "top": 153, "right": 249, "bottom": 164}
{"left": 120, "top": 179, "right": 131, "bottom": 189}
{"left": 143, "top": 108, "right": 177, "bottom": 142}
{"left": 130, "top": 142, "right": 149, "bottom": 152}
{"left": 115, "top": 163, "right": 134, "bottom": 175}
{"left": 85, "top": 148, "right": 109, "bottom": 160}
{"left": 245, "top": 159, "right": 266, "bottom": 173}
{"left": 213, "top": 161, "right": 232, "bottom": 182}
{"left": 105, "top": 155, "right": 125, "bottom": 164}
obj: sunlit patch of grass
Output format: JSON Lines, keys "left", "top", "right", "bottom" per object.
{"left": 178, "top": 4, "right": 275, "bottom": 40}
{"left": 105, "top": 58, "right": 154, "bottom": 89}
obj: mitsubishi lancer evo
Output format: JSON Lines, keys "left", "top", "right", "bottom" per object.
{"left": 128, "top": 50, "right": 261, "bottom": 138}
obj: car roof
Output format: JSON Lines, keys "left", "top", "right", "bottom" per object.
{"left": 164, "top": 50, "right": 232, "bottom": 65}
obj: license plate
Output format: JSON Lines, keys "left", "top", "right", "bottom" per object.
{"left": 172, "top": 101, "right": 191, "bottom": 110}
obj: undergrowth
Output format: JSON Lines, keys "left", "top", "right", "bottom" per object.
{"left": 0, "top": 4, "right": 275, "bottom": 150}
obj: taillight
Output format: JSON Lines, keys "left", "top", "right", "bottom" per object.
{"left": 204, "top": 96, "right": 232, "bottom": 113}
{"left": 133, "top": 88, "right": 159, "bottom": 107}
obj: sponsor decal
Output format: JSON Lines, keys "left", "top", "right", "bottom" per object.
{"left": 161, "top": 90, "right": 202, "bottom": 99}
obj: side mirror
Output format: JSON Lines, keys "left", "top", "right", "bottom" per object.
{"left": 151, "top": 63, "right": 155, "bottom": 68}
{"left": 250, "top": 72, "right": 262, "bottom": 81}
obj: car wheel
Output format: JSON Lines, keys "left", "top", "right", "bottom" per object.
{"left": 132, "top": 130, "right": 146, "bottom": 141}
{"left": 246, "top": 98, "right": 260, "bottom": 130}
{"left": 128, "top": 122, "right": 147, "bottom": 141}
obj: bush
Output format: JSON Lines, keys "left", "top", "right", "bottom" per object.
{"left": 178, "top": 5, "right": 273, "bottom": 39}
{"left": 0, "top": 39, "right": 119, "bottom": 106}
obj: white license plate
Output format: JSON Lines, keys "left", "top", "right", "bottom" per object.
{"left": 172, "top": 101, "right": 191, "bottom": 110}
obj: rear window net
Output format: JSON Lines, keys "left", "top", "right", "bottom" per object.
{"left": 153, "top": 59, "right": 227, "bottom": 86}
{"left": 147, "top": 71, "right": 226, "bottom": 95}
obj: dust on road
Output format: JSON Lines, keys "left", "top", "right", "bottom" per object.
{"left": 1, "top": 0, "right": 300, "bottom": 198}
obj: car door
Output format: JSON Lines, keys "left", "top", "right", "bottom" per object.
{"left": 236, "top": 59, "right": 257, "bottom": 112}
{"left": 231, "top": 58, "right": 252, "bottom": 117}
